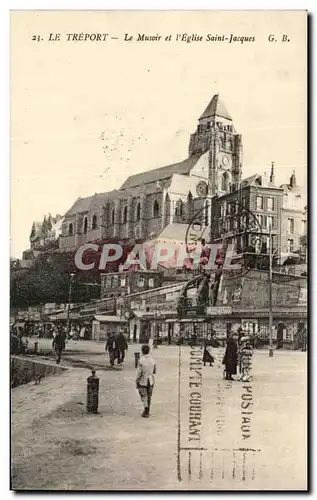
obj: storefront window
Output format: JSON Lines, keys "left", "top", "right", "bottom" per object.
{"left": 258, "top": 323, "right": 268, "bottom": 338}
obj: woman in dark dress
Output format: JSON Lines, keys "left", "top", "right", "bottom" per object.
{"left": 222, "top": 333, "right": 238, "bottom": 380}
{"left": 203, "top": 334, "right": 214, "bottom": 366}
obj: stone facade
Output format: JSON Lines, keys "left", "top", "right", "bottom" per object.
{"left": 57, "top": 94, "right": 306, "bottom": 266}
{"left": 100, "top": 270, "right": 163, "bottom": 300}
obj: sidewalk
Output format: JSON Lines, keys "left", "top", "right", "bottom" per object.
{"left": 11, "top": 346, "right": 307, "bottom": 490}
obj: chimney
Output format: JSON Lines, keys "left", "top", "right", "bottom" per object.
{"left": 262, "top": 172, "right": 269, "bottom": 187}
{"left": 270, "top": 161, "right": 275, "bottom": 185}
{"left": 290, "top": 170, "right": 296, "bottom": 188}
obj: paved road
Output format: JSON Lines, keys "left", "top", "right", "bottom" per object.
{"left": 11, "top": 344, "right": 307, "bottom": 491}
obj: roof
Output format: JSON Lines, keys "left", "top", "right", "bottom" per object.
{"left": 241, "top": 173, "right": 279, "bottom": 189}
{"left": 199, "top": 94, "right": 232, "bottom": 121}
{"left": 65, "top": 190, "right": 120, "bottom": 217}
{"left": 154, "top": 223, "right": 189, "bottom": 243}
{"left": 120, "top": 154, "right": 201, "bottom": 190}
{"left": 30, "top": 221, "right": 44, "bottom": 241}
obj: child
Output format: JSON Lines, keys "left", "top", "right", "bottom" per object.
{"left": 239, "top": 337, "right": 253, "bottom": 382}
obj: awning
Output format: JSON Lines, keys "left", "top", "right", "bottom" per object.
{"left": 94, "top": 315, "right": 127, "bottom": 323}
{"left": 131, "top": 311, "right": 155, "bottom": 319}
{"left": 179, "top": 318, "right": 206, "bottom": 323}
{"left": 280, "top": 253, "right": 302, "bottom": 265}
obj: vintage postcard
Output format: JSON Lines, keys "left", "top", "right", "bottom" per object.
{"left": 10, "top": 10, "right": 307, "bottom": 491}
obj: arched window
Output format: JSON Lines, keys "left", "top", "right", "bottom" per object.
{"left": 111, "top": 209, "right": 115, "bottom": 225}
{"left": 175, "top": 200, "right": 184, "bottom": 217}
{"left": 122, "top": 206, "right": 128, "bottom": 224}
{"left": 153, "top": 200, "right": 159, "bottom": 218}
{"left": 136, "top": 202, "right": 141, "bottom": 221}
{"left": 92, "top": 214, "right": 97, "bottom": 230}
{"left": 221, "top": 172, "right": 229, "bottom": 192}
{"left": 83, "top": 217, "right": 88, "bottom": 234}
{"left": 68, "top": 223, "right": 73, "bottom": 236}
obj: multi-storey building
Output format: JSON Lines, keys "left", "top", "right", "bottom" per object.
{"left": 210, "top": 168, "right": 283, "bottom": 263}
{"left": 280, "top": 171, "right": 306, "bottom": 254}
{"left": 100, "top": 270, "right": 163, "bottom": 299}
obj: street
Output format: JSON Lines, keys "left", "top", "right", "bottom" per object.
{"left": 11, "top": 341, "right": 307, "bottom": 490}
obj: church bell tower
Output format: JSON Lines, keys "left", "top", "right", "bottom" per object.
{"left": 188, "top": 94, "right": 243, "bottom": 196}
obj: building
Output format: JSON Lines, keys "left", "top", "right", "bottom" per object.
{"left": 211, "top": 169, "right": 283, "bottom": 266}
{"left": 100, "top": 269, "right": 163, "bottom": 299}
{"left": 22, "top": 214, "right": 64, "bottom": 261}
{"left": 58, "top": 94, "right": 244, "bottom": 253}
{"left": 280, "top": 171, "right": 306, "bottom": 255}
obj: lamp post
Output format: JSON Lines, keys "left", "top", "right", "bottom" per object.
{"left": 268, "top": 230, "right": 282, "bottom": 357}
{"left": 66, "top": 273, "right": 75, "bottom": 336}
{"left": 153, "top": 311, "right": 158, "bottom": 348}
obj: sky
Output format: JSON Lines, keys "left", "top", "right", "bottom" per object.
{"left": 10, "top": 10, "right": 307, "bottom": 258}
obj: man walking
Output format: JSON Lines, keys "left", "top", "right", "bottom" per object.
{"left": 52, "top": 329, "right": 64, "bottom": 364}
{"left": 116, "top": 330, "right": 128, "bottom": 364}
{"left": 105, "top": 332, "right": 119, "bottom": 367}
{"left": 136, "top": 345, "right": 156, "bottom": 418}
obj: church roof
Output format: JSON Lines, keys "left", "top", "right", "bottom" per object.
{"left": 120, "top": 154, "right": 201, "bottom": 190}
{"left": 65, "top": 190, "right": 120, "bottom": 217}
{"left": 199, "top": 94, "right": 232, "bottom": 121}
{"left": 30, "top": 221, "right": 44, "bottom": 242}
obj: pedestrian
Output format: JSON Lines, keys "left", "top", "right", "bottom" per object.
{"left": 80, "top": 326, "right": 86, "bottom": 340}
{"left": 222, "top": 332, "right": 238, "bottom": 381}
{"left": 239, "top": 337, "right": 253, "bottom": 382}
{"left": 115, "top": 329, "right": 128, "bottom": 364}
{"left": 188, "top": 332, "right": 198, "bottom": 347}
{"left": 136, "top": 344, "right": 156, "bottom": 418}
{"left": 301, "top": 327, "right": 307, "bottom": 352}
{"left": 237, "top": 327, "right": 245, "bottom": 346}
{"left": 52, "top": 329, "right": 64, "bottom": 364}
{"left": 202, "top": 334, "right": 214, "bottom": 367}
{"left": 105, "top": 332, "right": 119, "bottom": 367}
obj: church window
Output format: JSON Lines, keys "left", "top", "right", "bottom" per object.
{"left": 122, "top": 206, "right": 128, "bottom": 224}
{"left": 148, "top": 278, "right": 154, "bottom": 288}
{"left": 221, "top": 172, "right": 229, "bottom": 192}
{"left": 83, "top": 217, "right": 88, "bottom": 234}
{"left": 92, "top": 214, "right": 98, "bottom": 230}
{"left": 68, "top": 223, "right": 73, "bottom": 236}
{"left": 153, "top": 199, "right": 159, "bottom": 218}
{"left": 175, "top": 200, "right": 184, "bottom": 217}
{"left": 136, "top": 202, "right": 141, "bottom": 221}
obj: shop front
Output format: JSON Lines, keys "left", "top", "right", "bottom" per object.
{"left": 92, "top": 315, "right": 127, "bottom": 341}
{"left": 206, "top": 307, "right": 307, "bottom": 350}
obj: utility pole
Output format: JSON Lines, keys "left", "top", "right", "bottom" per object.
{"left": 268, "top": 227, "right": 273, "bottom": 357}
{"left": 66, "top": 273, "right": 75, "bottom": 336}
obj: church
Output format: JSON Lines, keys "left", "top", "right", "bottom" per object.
{"left": 58, "top": 94, "right": 244, "bottom": 252}
{"left": 36, "top": 93, "right": 304, "bottom": 263}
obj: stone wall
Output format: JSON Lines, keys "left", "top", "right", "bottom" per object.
{"left": 11, "top": 356, "right": 66, "bottom": 388}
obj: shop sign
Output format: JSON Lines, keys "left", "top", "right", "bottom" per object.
{"left": 183, "top": 306, "right": 205, "bottom": 318}
{"left": 206, "top": 306, "right": 232, "bottom": 316}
